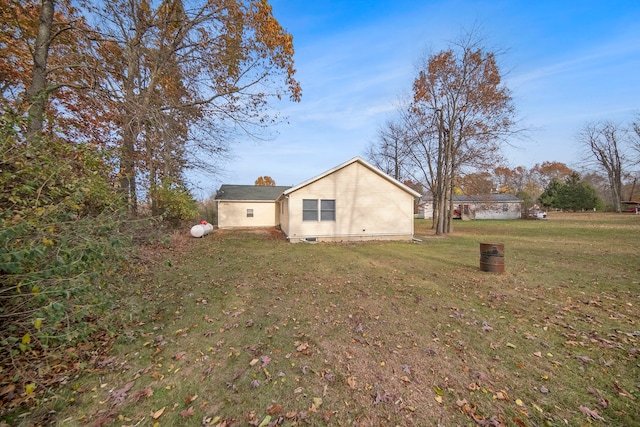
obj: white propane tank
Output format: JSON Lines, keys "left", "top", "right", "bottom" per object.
{"left": 190, "top": 222, "right": 213, "bottom": 238}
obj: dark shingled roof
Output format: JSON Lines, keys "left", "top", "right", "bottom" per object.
{"left": 421, "top": 194, "right": 523, "bottom": 203}
{"left": 215, "top": 185, "right": 291, "bottom": 201}
{"left": 453, "top": 194, "right": 523, "bottom": 203}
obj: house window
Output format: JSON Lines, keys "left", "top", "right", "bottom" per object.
{"left": 302, "top": 199, "right": 318, "bottom": 221}
{"left": 502, "top": 203, "right": 508, "bottom": 212}
{"left": 321, "top": 199, "right": 336, "bottom": 221}
{"left": 302, "top": 199, "right": 336, "bottom": 221}
{"left": 247, "top": 208, "right": 254, "bottom": 217}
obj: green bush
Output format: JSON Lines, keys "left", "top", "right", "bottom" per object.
{"left": 148, "top": 178, "right": 199, "bottom": 225}
{"left": 0, "top": 113, "right": 131, "bottom": 356}
{"left": 538, "top": 172, "right": 604, "bottom": 211}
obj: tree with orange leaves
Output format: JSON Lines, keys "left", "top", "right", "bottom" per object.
{"left": 255, "top": 176, "right": 275, "bottom": 186}
{"left": 0, "top": 0, "right": 99, "bottom": 141}
{"left": 410, "top": 30, "right": 516, "bottom": 234}
{"left": 1, "top": 0, "right": 301, "bottom": 213}
{"left": 86, "top": 0, "right": 301, "bottom": 212}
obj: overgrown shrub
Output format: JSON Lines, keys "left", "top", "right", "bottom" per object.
{"left": 148, "top": 178, "right": 199, "bottom": 225}
{"left": 0, "top": 113, "right": 134, "bottom": 403}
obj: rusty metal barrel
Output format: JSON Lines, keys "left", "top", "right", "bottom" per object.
{"left": 479, "top": 242, "right": 505, "bottom": 273}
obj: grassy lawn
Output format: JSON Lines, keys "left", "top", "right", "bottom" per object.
{"left": 15, "top": 213, "right": 640, "bottom": 426}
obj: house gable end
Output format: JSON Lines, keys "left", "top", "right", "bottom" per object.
{"left": 280, "top": 157, "right": 420, "bottom": 200}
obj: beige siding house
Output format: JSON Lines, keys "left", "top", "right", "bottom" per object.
{"left": 214, "top": 158, "right": 421, "bottom": 242}
{"left": 276, "top": 157, "right": 421, "bottom": 242}
{"left": 215, "top": 185, "right": 291, "bottom": 228}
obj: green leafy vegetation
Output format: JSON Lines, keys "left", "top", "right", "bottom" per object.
{"left": 539, "top": 172, "right": 605, "bottom": 211}
{"left": 0, "top": 114, "right": 143, "bottom": 414}
{"left": 7, "top": 213, "right": 636, "bottom": 426}
{"left": 149, "top": 178, "right": 199, "bottom": 225}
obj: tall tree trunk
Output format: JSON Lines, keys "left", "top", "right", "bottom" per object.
{"left": 119, "top": 114, "right": 138, "bottom": 213}
{"left": 118, "top": 28, "right": 146, "bottom": 214}
{"left": 434, "top": 109, "right": 445, "bottom": 235}
{"left": 149, "top": 154, "right": 158, "bottom": 216}
{"left": 25, "top": 0, "right": 54, "bottom": 141}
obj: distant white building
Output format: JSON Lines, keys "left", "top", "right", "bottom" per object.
{"left": 419, "top": 194, "right": 524, "bottom": 220}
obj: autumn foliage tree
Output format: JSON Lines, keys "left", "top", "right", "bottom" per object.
{"left": 1, "top": 0, "right": 303, "bottom": 212}
{"left": 409, "top": 32, "right": 516, "bottom": 234}
{"left": 0, "top": 0, "right": 98, "bottom": 141}
{"left": 531, "top": 161, "right": 573, "bottom": 188}
{"left": 459, "top": 171, "right": 494, "bottom": 194}
{"left": 255, "top": 176, "right": 276, "bottom": 186}
{"left": 86, "top": 0, "right": 301, "bottom": 212}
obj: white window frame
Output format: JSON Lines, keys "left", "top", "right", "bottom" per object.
{"left": 302, "top": 199, "right": 318, "bottom": 221}
{"left": 302, "top": 199, "right": 336, "bottom": 221}
{"left": 320, "top": 199, "right": 336, "bottom": 221}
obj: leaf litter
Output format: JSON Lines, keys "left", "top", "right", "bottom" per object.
{"left": 17, "top": 218, "right": 640, "bottom": 426}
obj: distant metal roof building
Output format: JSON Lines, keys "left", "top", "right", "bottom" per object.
{"left": 421, "top": 194, "right": 523, "bottom": 203}
{"left": 215, "top": 185, "right": 291, "bottom": 201}
{"left": 453, "top": 194, "right": 523, "bottom": 203}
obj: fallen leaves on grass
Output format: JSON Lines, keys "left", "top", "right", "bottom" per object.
{"left": 179, "top": 406, "right": 195, "bottom": 417}
{"left": 587, "top": 387, "right": 609, "bottom": 408}
{"left": 110, "top": 381, "right": 134, "bottom": 405}
{"left": 266, "top": 404, "right": 283, "bottom": 415}
{"left": 184, "top": 393, "right": 198, "bottom": 405}
{"left": 482, "top": 321, "right": 493, "bottom": 332}
{"left": 493, "top": 390, "right": 509, "bottom": 401}
{"left": 579, "top": 405, "right": 605, "bottom": 421}
{"left": 373, "top": 390, "right": 395, "bottom": 405}
{"left": 512, "top": 417, "right": 527, "bottom": 427}
{"left": 260, "top": 355, "right": 272, "bottom": 368}
{"left": 457, "top": 398, "right": 506, "bottom": 426}
{"left": 130, "top": 387, "right": 153, "bottom": 402}
{"left": 150, "top": 406, "right": 166, "bottom": 419}
{"left": 613, "top": 381, "right": 635, "bottom": 399}
{"left": 294, "top": 341, "right": 311, "bottom": 356}
{"left": 347, "top": 376, "right": 356, "bottom": 389}
{"left": 575, "top": 355, "right": 593, "bottom": 364}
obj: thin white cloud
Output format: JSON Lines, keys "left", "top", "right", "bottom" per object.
{"left": 201, "top": 0, "right": 640, "bottom": 188}
{"left": 511, "top": 39, "right": 640, "bottom": 87}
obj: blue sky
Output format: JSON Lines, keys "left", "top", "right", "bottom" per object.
{"left": 193, "top": 0, "right": 640, "bottom": 198}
